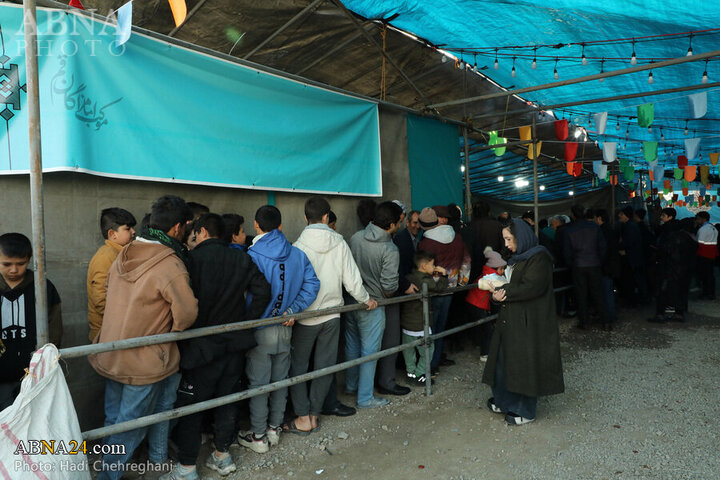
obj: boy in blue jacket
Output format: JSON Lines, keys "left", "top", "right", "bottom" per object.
{"left": 239, "top": 205, "right": 320, "bottom": 453}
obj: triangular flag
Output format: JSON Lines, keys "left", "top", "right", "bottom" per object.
{"left": 688, "top": 91, "right": 708, "bottom": 119}
{"left": 610, "top": 175, "right": 618, "bottom": 185}
{"left": 488, "top": 131, "right": 506, "bottom": 156}
{"left": 643, "top": 141, "right": 658, "bottom": 162}
{"left": 682, "top": 187, "right": 689, "bottom": 196}
{"left": 709, "top": 152, "right": 719, "bottom": 166}
{"left": 664, "top": 180, "right": 672, "bottom": 189}
{"left": 115, "top": 1, "right": 132, "bottom": 46}
{"left": 682, "top": 179, "right": 689, "bottom": 188}
{"left": 700, "top": 165, "right": 710, "bottom": 185}
{"left": 593, "top": 161, "right": 607, "bottom": 179}
{"left": 518, "top": 125, "right": 532, "bottom": 141}
{"left": 168, "top": 0, "right": 187, "bottom": 27}
{"left": 69, "top": 0, "right": 85, "bottom": 9}
{"left": 684, "top": 166, "right": 697, "bottom": 182}
{"left": 674, "top": 168, "right": 683, "bottom": 180}
{"left": 564, "top": 142, "right": 578, "bottom": 162}
{"left": 603, "top": 142, "right": 617, "bottom": 163}
{"left": 567, "top": 162, "right": 575, "bottom": 176}
{"left": 685, "top": 138, "right": 701, "bottom": 160}
{"left": 637, "top": 103, "right": 654, "bottom": 128}
{"left": 554, "top": 119, "right": 568, "bottom": 140}
{"left": 573, "top": 162, "right": 583, "bottom": 177}
{"left": 700, "top": 186, "right": 707, "bottom": 197}
{"left": 678, "top": 155, "right": 688, "bottom": 168}
{"left": 619, "top": 159, "right": 629, "bottom": 171}
{"left": 624, "top": 165, "right": 635, "bottom": 182}
{"left": 594, "top": 112, "right": 607, "bottom": 135}
{"left": 649, "top": 169, "right": 655, "bottom": 181}
{"left": 527, "top": 141, "right": 542, "bottom": 160}
{"left": 648, "top": 160, "right": 658, "bottom": 170}
{"left": 652, "top": 165, "right": 663, "bottom": 181}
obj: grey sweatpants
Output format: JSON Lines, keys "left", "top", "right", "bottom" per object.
{"left": 246, "top": 325, "right": 292, "bottom": 435}
{"left": 289, "top": 317, "right": 340, "bottom": 417}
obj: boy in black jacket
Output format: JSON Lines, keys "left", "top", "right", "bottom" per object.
{"left": 0, "top": 233, "right": 62, "bottom": 410}
{"left": 400, "top": 251, "right": 447, "bottom": 386}
{"left": 166, "top": 214, "right": 271, "bottom": 480}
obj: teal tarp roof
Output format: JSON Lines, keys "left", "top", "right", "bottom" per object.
{"left": 344, "top": 0, "right": 720, "bottom": 198}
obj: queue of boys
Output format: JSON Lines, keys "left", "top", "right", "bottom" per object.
{"left": 0, "top": 195, "right": 479, "bottom": 480}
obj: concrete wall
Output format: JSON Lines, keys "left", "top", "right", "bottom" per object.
{"left": 0, "top": 108, "right": 411, "bottom": 430}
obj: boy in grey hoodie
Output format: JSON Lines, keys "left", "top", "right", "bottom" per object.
{"left": 346, "top": 201, "right": 403, "bottom": 409}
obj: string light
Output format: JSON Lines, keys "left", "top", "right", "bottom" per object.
{"left": 553, "top": 57, "right": 559, "bottom": 80}
{"left": 660, "top": 129, "right": 665, "bottom": 141}
{"left": 648, "top": 69, "right": 654, "bottom": 84}
{"left": 648, "top": 126, "right": 652, "bottom": 133}
{"left": 498, "top": 176, "right": 504, "bottom": 182}
{"left": 511, "top": 56, "right": 516, "bottom": 77}
{"left": 598, "top": 59, "right": 605, "bottom": 82}
{"left": 569, "top": 190, "right": 575, "bottom": 196}
{"left": 616, "top": 123, "right": 620, "bottom": 131}
{"left": 630, "top": 40, "right": 637, "bottom": 65}
{"left": 441, "top": 55, "right": 447, "bottom": 63}
{"left": 687, "top": 33, "right": 693, "bottom": 56}
{"left": 625, "top": 127, "right": 630, "bottom": 139}
{"left": 684, "top": 120, "right": 689, "bottom": 135}
{"left": 539, "top": 185, "right": 546, "bottom": 191}
{"left": 473, "top": 54, "right": 478, "bottom": 73}
{"left": 702, "top": 59, "right": 709, "bottom": 83}
{"left": 581, "top": 44, "right": 587, "bottom": 66}
{"left": 494, "top": 48, "right": 499, "bottom": 70}
{"left": 531, "top": 47, "right": 537, "bottom": 69}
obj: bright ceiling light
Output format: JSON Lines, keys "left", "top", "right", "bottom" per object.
{"left": 569, "top": 190, "right": 575, "bottom": 196}
{"left": 540, "top": 185, "right": 546, "bottom": 191}
{"left": 498, "top": 176, "right": 504, "bottom": 182}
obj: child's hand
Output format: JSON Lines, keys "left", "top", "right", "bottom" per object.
{"left": 434, "top": 266, "right": 447, "bottom": 275}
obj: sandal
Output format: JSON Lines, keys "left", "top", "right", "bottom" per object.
{"left": 281, "top": 419, "right": 312, "bottom": 436}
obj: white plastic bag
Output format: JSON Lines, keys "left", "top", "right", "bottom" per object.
{"left": 476, "top": 273, "right": 508, "bottom": 291}
{"left": 0, "top": 344, "right": 90, "bottom": 479}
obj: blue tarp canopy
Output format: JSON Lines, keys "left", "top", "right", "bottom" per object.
{"left": 344, "top": 0, "right": 720, "bottom": 201}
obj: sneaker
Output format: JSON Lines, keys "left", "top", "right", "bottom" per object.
{"left": 412, "top": 374, "right": 434, "bottom": 386}
{"left": 205, "top": 452, "right": 236, "bottom": 476}
{"left": 480, "top": 355, "right": 488, "bottom": 362}
{"left": 357, "top": 397, "right": 390, "bottom": 409}
{"left": 237, "top": 432, "right": 269, "bottom": 454}
{"left": 406, "top": 372, "right": 416, "bottom": 380}
{"left": 159, "top": 465, "right": 199, "bottom": 480}
{"left": 504, "top": 412, "right": 535, "bottom": 425}
{"left": 486, "top": 397, "right": 503, "bottom": 414}
{"left": 266, "top": 426, "right": 282, "bottom": 447}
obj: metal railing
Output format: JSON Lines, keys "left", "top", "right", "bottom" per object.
{"left": 61, "top": 277, "right": 573, "bottom": 442}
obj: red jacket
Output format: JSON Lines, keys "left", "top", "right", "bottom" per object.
{"left": 466, "top": 265, "right": 499, "bottom": 311}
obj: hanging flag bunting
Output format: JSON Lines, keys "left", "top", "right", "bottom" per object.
{"left": 602, "top": 142, "right": 617, "bottom": 163}
{"left": 677, "top": 155, "right": 688, "bottom": 168}
{"left": 700, "top": 165, "right": 710, "bottom": 185}
{"left": 663, "top": 188, "right": 670, "bottom": 195}
{"left": 709, "top": 152, "right": 719, "bottom": 166}
{"left": 593, "top": 161, "right": 607, "bottom": 179}
{"left": 643, "top": 141, "right": 658, "bottom": 162}
{"left": 115, "top": 1, "right": 133, "bottom": 46}
{"left": 518, "top": 125, "right": 532, "bottom": 141}
{"left": 624, "top": 166, "right": 635, "bottom": 182}
{"left": 682, "top": 187, "right": 689, "bottom": 196}
{"left": 168, "top": 0, "right": 187, "bottom": 27}
{"left": 673, "top": 168, "right": 683, "bottom": 180}
{"left": 700, "top": 186, "right": 707, "bottom": 197}
{"left": 682, "top": 179, "right": 689, "bottom": 188}
{"left": 594, "top": 112, "right": 608, "bottom": 135}
{"left": 564, "top": 142, "right": 578, "bottom": 162}
{"left": 488, "top": 131, "right": 506, "bottom": 156}
{"left": 664, "top": 179, "right": 672, "bottom": 190}
{"left": 609, "top": 175, "right": 618, "bottom": 185}
{"left": 573, "top": 162, "right": 582, "bottom": 177}
{"left": 648, "top": 160, "right": 658, "bottom": 170}
{"left": 554, "top": 119, "right": 568, "bottom": 140}
{"left": 527, "top": 141, "right": 542, "bottom": 160}
{"left": 637, "top": 103, "right": 654, "bottom": 128}
{"left": 684, "top": 166, "right": 697, "bottom": 182}
{"left": 653, "top": 165, "right": 664, "bottom": 182}
{"left": 688, "top": 91, "right": 708, "bottom": 119}
{"left": 69, "top": 0, "right": 85, "bottom": 8}
{"left": 685, "top": 138, "right": 701, "bottom": 159}
{"left": 567, "top": 162, "right": 575, "bottom": 176}
{"left": 649, "top": 169, "right": 655, "bottom": 181}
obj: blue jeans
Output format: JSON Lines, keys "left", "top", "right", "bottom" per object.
{"left": 492, "top": 348, "right": 537, "bottom": 419}
{"left": 147, "top": 373, "right": 180, "bottom": 463}
{"left": 601, "top": 276, "right": 616, "bottom": 322}
{"left": 345, "top": 306, "right": 385, "bottom": 406}
{"left": 430, "top": 295, "right": 452, "bottom": 369}
{"left": 98, "top": 374, "right": 178, "bottom": 480}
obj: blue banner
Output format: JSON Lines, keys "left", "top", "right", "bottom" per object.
{"left": 0, "top": 5, "right": 382, "bottom": 196}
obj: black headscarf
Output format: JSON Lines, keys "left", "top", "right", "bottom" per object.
{"left": 507, "top": 218, "right": 551, "bottom": 265}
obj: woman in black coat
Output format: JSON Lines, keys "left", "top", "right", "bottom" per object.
{"left": 482, "top": 219, "right": 564, "bottom": 425}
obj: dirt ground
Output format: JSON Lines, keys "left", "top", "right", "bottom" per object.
{"left": 192, "top": 299, "right": 720, "bottom": 480}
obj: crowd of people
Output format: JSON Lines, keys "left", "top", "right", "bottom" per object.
{"left": 0, "top": 193, "right": 716, "bottom": 479}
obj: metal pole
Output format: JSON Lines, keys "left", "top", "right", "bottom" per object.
{"left": 296, "top": 22, "right": 373, "bottom": 75}
{"left": 243, "top": 0, "right": 325, "bottom": 60}
{"left": 428, "top": 50, "right": 720, "bottom": 110}
{"left": 463, "top": 127, "right": 472, "bottom": 221}
{"left": 611, "top": 181, "right": 616, "bottom": 222}
{"left": 24, "top": 0, "right": 48, "bottom": 347}
{"left": 421, "top": 282, "right": 432, "bottom": 396}
{"left": 472, "top": 81, "right": 720, "bottom": 121}
{"left": 532, "top": 115, "right": 539, "bottom": 236}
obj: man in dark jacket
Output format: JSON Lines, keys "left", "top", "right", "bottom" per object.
{"left": 563, "top": 205, "right": 608, "bottom": 330}
{"left": 463, "top": 201, "right": 504, "bottom": 283}
{"left": 168, "top": 213, "right": 271, "bottom": 478}
{"left": 618, "top": 205, "right": 648, "bottom": 305}
{"left": 593, "top": 209, "right": 620, "bottom": 324}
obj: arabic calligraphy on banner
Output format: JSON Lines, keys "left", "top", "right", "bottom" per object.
{"left": 51, "top": 55, "right": 122, "bottom": 131}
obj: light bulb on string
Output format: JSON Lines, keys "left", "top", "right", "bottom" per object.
{"left": 648, "top": 126, "right": 652, "bottom": 133}
{"left": 660, "top": 129, "right": 665, "bottom": 141}
{"left": 687, "top": 33, "right": 693, "bottom": 56}
{"left": 598, "top": 59, "right": 605, "bottom": 82}
{"left": 473, "top": 54, "right": 478, "bottom": 73}
{"left": 625, "top": 127, "right": 630, "bottom": 139}
{"left": 630, "top": 40, "right": 637, "bottom": 65}
{"left": 511, "top": 56, "right": 516, "bottom": 77}
{"left": 648, "top": 70, "right": 654, "bottom": 84}
{"left": 684, "top": 120, "right": 689, "bottom": 136}
{"left": 581, "top": 44, "right": 587, "bottom": 66}
{"left": 531, "top": 47, "right": 537, "bottom": 69}
{"left": 441, "top": 55, "right": 447, "bottom": 63}
{"left": 702, "top": 59, "right": 709, "bottom": 84}
{"left": 494, "top": 49, "right": 499, "bottom": 70}
{"left": 616, "top": 123, "right": 620, "bottom": 131}
{"left": 554, "top": 57, "right": 559, "bottom": 80}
